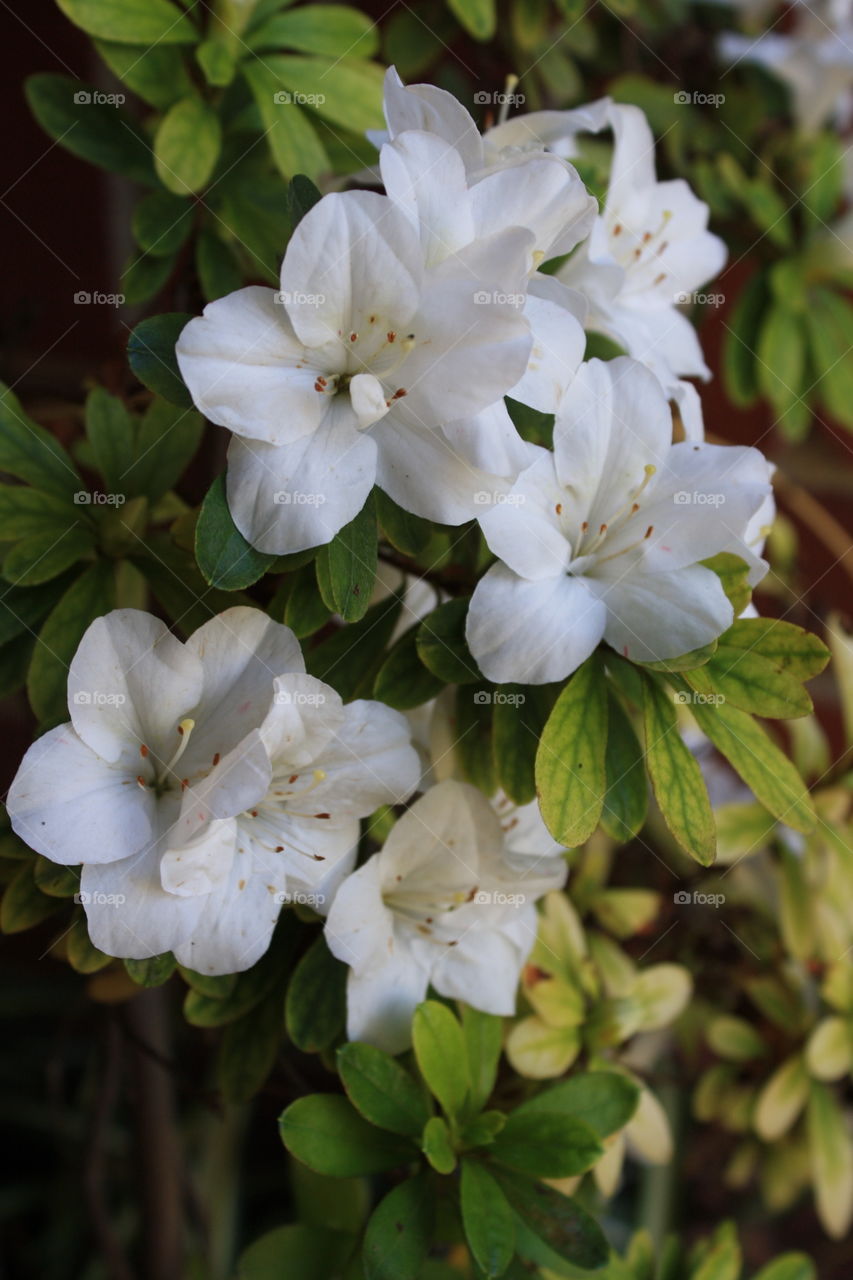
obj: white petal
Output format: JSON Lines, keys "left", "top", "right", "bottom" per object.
{"left": 467, "top": 563, "right": 606, "bottom": 685}
{"left": 183, "top": 606, "right": 304, "bottom": 769}
{"left": 310, "top": 699, "right": 421, "bottom": 815}
{"left": 472, "top": 153, "right": 596, "bottom": 260}
{"left": 381, "top": 779, "right": 503, "bottom": 890}
{"left": 381, "top": 66, "right": 483, "bottom": 173}
{"left": 441, "top": 400, "right": 534, "bottom": 478}
{"left": 349, "top": 373, "right": 391, "bottom": 429}
{"left": 81, "top": 828, "right": 205, "bottom": 960}
{"left": 176, "top": 287, "right": 323, "bottom": 445}
{"left": 7, "top": 725, "right": 156, "bottom": 865}
{"left": 429, "top": 921, "right": 530, "bottom": 1016}
{"left": 160, "top": 818, "right": 237, "bottom": 897}
{"left": 512, "top": 277, "right": 587, "bottom": 413}
{"left": 325, "top": 856, "right": 394, "bottom": 972}
{"left": 282, "top": 189, "right": 422, "bottom": 353}
{"left": 477, "top": 448, "right": 571, "bottom": 581}
{"left": 597, "top": 564, "right": 733, "bottom": 662}
{"left": 226, "top": 404, "right": 377, "bottom": 553}
{"left": 68, "top": 610, "right": 203, "bottom": 766}
{"left": 380, "top": 130, "right": 474, "bottom": 265}
{"left": 372, "top": 416, "right": 507, "bottom": 526}
{"left": 171, "top": 730, "right": 272, "bottom": 848}
{"left": 344, "top": 954, "right": 431, "bottom": 1053}
{"left": 261, "top": 673, "right": 344, "bottom": 766}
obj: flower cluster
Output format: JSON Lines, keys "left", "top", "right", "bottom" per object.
{"left": 8, "top": 68, "right": 775, "bottom": 1049}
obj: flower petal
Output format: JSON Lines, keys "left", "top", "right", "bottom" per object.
{"left": 467, "top": 563, "right": 606, "bottom": 684}
{"left": 597, "top": 563, "right": 733, "bottom": 662}
{"left": 310, "top": 698, "right": 421, "bottom": 816}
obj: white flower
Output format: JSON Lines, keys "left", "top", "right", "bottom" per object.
{"left": 7, "top": 607, "right": 419, "bottom": 971}
{"left": 466, "top": 357, "right": 773, "bottom": 685}
{"left": 177, "top": 189, "right": 536, "bottom": 553}
{"left": 554, "top": 102, "right": 727, "bottom": 439}
{"left": 719, "top": 0, "right": 853, "bottom": 133}
{"left": 324, "top": 778, "right": 567, "bottom": 1053}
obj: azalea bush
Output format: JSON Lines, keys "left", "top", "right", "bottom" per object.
{"left": 2, "top": 0, "right": 852, "bottom": 1276}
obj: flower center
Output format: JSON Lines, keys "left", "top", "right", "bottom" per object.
{"left": 567, "top": 463, "right": 657, "bottom": 572}
{"left": 137, "top": 719, "right": 198, "bottom": 797}
{"left": 242, "top": 769, "right": 331, "bottom": 859}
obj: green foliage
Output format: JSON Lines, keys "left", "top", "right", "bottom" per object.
{"left": 536, "top": 653, "right": 608, "bottom": 847}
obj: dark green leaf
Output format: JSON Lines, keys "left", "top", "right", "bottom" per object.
{"left": 285, "top": 935, "right": 347, "bottom": 1052}
{"left": 85, "top": 387, "right": 134, "bottom": 493}
{"left": 196, "top": 229, "right": 243, "bottom": 301}
{"left": 127, "top": 313, "right": 194, "bottom": 407}
{"left": 3, "top": 526, "right": 94, "bottom": 588}
{"left": 25, "top": 73, "right": 156, "bottom": 184}
{"left": 0, "top": 860, "right": 64, "bottom": 934}
{"left": 373, "top": 626, "right": 444, "bottom": 709}
{"left": 376, "top": 489, "right": 432, "bottom": 555}
{"left": 601, "top": 692, "right": 647, "bottom": 841}
{"left": 56, "top": 0, "right": 197, "bottom": 43}
{"left": 417, "top": 599, "right": 480, "bottom": 683}
{"left": 285, "top": 560, "right": 333, "bottom": 638}
{"left": 511, "top": 1071, "right": 640, "bottom": 1139}
{"left": 495, "top": 1171, "right": 609, "bottom": 1270}
{"left": 491, "top": 686, "right": 552, "bottom": 807}
{"left": 460, "top": 1160, "right": 516, "bottom": 1279}
{"left": 461, "top": 1005, "right": 503, "bottom": 1114}
{"left": 66, "top": 913, "right": 112, "bottom": 973}
{"left": 195, "top": 474, "right": 275, "bottom": 590}
{"left": 217, "top": 988, "right": 282, "bottom": 1102}
{"left": 642, "top": 673, "right": 715, "bottom": 864}
{"left": 121, "top": 247, "right": 177, "bottom": 306}
{"left": 362, "top": 1173, "right": 433, "bottom": 1280}
{"left": 288, "top": 173, "right": 323, "bottom": 226}
{"left": 248, "top": 6, "right": 379, "bottom": 57}
{"left": 723, "top": 271, "right": 768, "bottom": 408}
{"left": 125, "top": 397, "right": 204, "bottom": 502}
{"left": 94, "top": 40, "right": 192, "bottom": 109}
{"left": 306, "top": 593, "right": 402, "bottom": 702}
{"left": 124, "top": 954, "right": 176, "bottom": 986}
{"left": 132, "top": 189, "right": 193, "bottom": 257}
{"left": 237, "top": 1224, "right": 357, "bottom": 1280}
{"left": 0, "top": 382, "right": 81, "bottom": 500}
{"left": 26, "top": 560, "right": 115, "bottom": 726}
{"left": 422, "top": 1115, "right": 456, "bottom": 1173}
{"left": 242, "top": 63, "right": 328, "bottom": 179}
{"left": 491, "top": 1111, "right": 603, "bottom": 1177}
{"left": 315, "top": 495, "right": 377, "bottom": 622}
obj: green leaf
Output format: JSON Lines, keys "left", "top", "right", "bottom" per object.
{"left": 685, "top": 645, "right": 812, "bottom": 719}
{"left": 362, "top": 1173, "right": 433, "bottom": 1280}
{"left": 195, "top": 474, "right": 275, "bottom": 590}
{"left": 2, "top": 524, "right": 94, "bottom": 588}
{"left": 183, "top": 925, "right": 295, "bottom": 1026}
{"left": 284, "top": 560, "right": 332, "bottom": 638}
{"left": 422, "top": 1115, "right": 457, "bottom": 1173}
{"left": 306, "top": 592, "right": 402, "bottom": 701}
{"left": 125, "top": 397, "right": 204, "bottom": 503}
{"left": 753, "top": 1255, "right": 816, "bottom": 1280}
{"left": 720, "top": 618, "right": 829, "bottom": 682}
{"left": 56, "top": 0, "right": 197, "bottom": 43}
{"left": 121, "top": 248, "right": 177, "bottom": 306}
{"left": 512, "top": 1070, "right": 640, "bottom": 1139}
{"left": 337, "top": 1042, "right": 431, "bottom": 1137}
{"left": 412, "top": 1000, "right": 470, "bottom": 1120}
{"left": 127, "top": 313, "right": 193, "bottom": 407}
{"left": 447, "top": 0, "right": 496, "bottom": 39}
{"left": 495, "top": 1171, "right": 609, "bottom": 1270}
{"left": 94, "top": 40, "right": 192, "bottom": 109}
{"left": 84, "top": 387, "right": 134, "bottom": 494}
{"left": 0, "top": 486, "right": 82, "bottom": 542}
{"left": 805, "top": 288, "right": 853, "bottom": 429}
{"left": 376, "top": 489, "right": 432, "bottom": 556}
{"left": 154, "top": 96, "right": 222, "bottom": 195}
{"left": 288, "top": 173, "right": 323, "bottom": 226}
{"left": 26, "top": 560, "right": 115, "bottom": 726}
{"left": 33, "top": 856, "right": 80, "bottom": 898}
{"left": 416, "top": 598, "right": 480, "bottom": 683}
{"left": 460, "top": 1160, "right": 515, "bottom": 1279}
{"left": 196, "top": 39, "right": 237, "bottom": 87}
{"left": 642, "top": 674, "right": 715, "bottom": 864}
{"left": 124, "top": 954, "right": 176, "bottom": 986}
{"left": 286, "top": 935, "right": 347, "bottom": 1052}
{"left": 315, "top": 495, "right": 377, "bottom": 622}
{"left": 640, "top": 640, "right": 718, "bottom": 673}
{"left": 0, "top": 383, "right": 81, "bottom": 500}
{"left": 373, "top": 625, "right": 444, "bottom": 709}
{"left": 217, "top": 988, "right": 282, "bottom": 1103}
{"left": 454, "top": 684, "right": 496, "bottom": 795}
{"left": 601, "top": 692, "right": 647, "bottom": 841}
{"left": 279, "top": 1094, "right": 415, "bottom": 1176}
{"left": 686, "top": 692, "right": 816, "bottom": 834}
{"left": 25, "top": 73, "right": 156, "bottom": 184}
{"left": 536, "top": 653, "right": 608, "bottom": 847}
{"left": 807, "top": 1081, "right": 853, "bottom": 1239}
{"left": 492, "top": 686, "right": 551, "bottom": 807}
{"left": 0, "top": 860, "right": 63, "bottom": 934}
{"left": 178, "top": 965, "right": 237, "bottom": 999}
{"left": 0, "top": 633, "right": 35, "bottom": 699}
{"left": 491, "top": 1111, "right": 603, "bottom": 1177}
{"left": 196, "top": 229, "right": 243, "bottom": 301}
{"left": 243, "top": 63, "right": 328, "bottom": 179}
{"left": 260, "top": 55, "right": 384, "bottom": 135}
{"left": 133, "top": 533, "right": 250, "bottom": 635}
{"left": 66, "top": 913, "right": 112, "bottom": 973}
{"left": 0, "top": 575, "right": 78, "bottom": 647}
{"left": 237, "top": 1224, "right": 357, "bottom": 1280}
{"left": 132, "top": 189, "right": 192, "bottom": 258}
{"left": 701, "top": 553, "right": 751, "bottom": 616}
{"left": 756, "top": 303, "right": 806, "bottom": 414}
{"left": 461, "top": 1005, "right": 503, "bottom": 1114}
{"left": 248, "top": 6, "right": 379, "bottom": 57}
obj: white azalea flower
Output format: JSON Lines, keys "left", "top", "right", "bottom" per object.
{"left": 324, "top": 778, "right": 567, "bottom": 1053}
{"left": 177, "top": 189, "right": 535, "bottom": 553}
{"left": 719, "top": 0, "right": 853, "bottom": 133}
{"left": 7, "top": 607, "right": 419, "bottom": 971}
{"left": 466, "top": 357, "right": 773, "bottom": 685}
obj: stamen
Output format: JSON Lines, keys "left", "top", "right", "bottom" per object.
{"left": 163, "top": 719, "right": 195, "bottom": 776}
{"left": 497, "top": 73, "right": 519, "bottom": 126}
